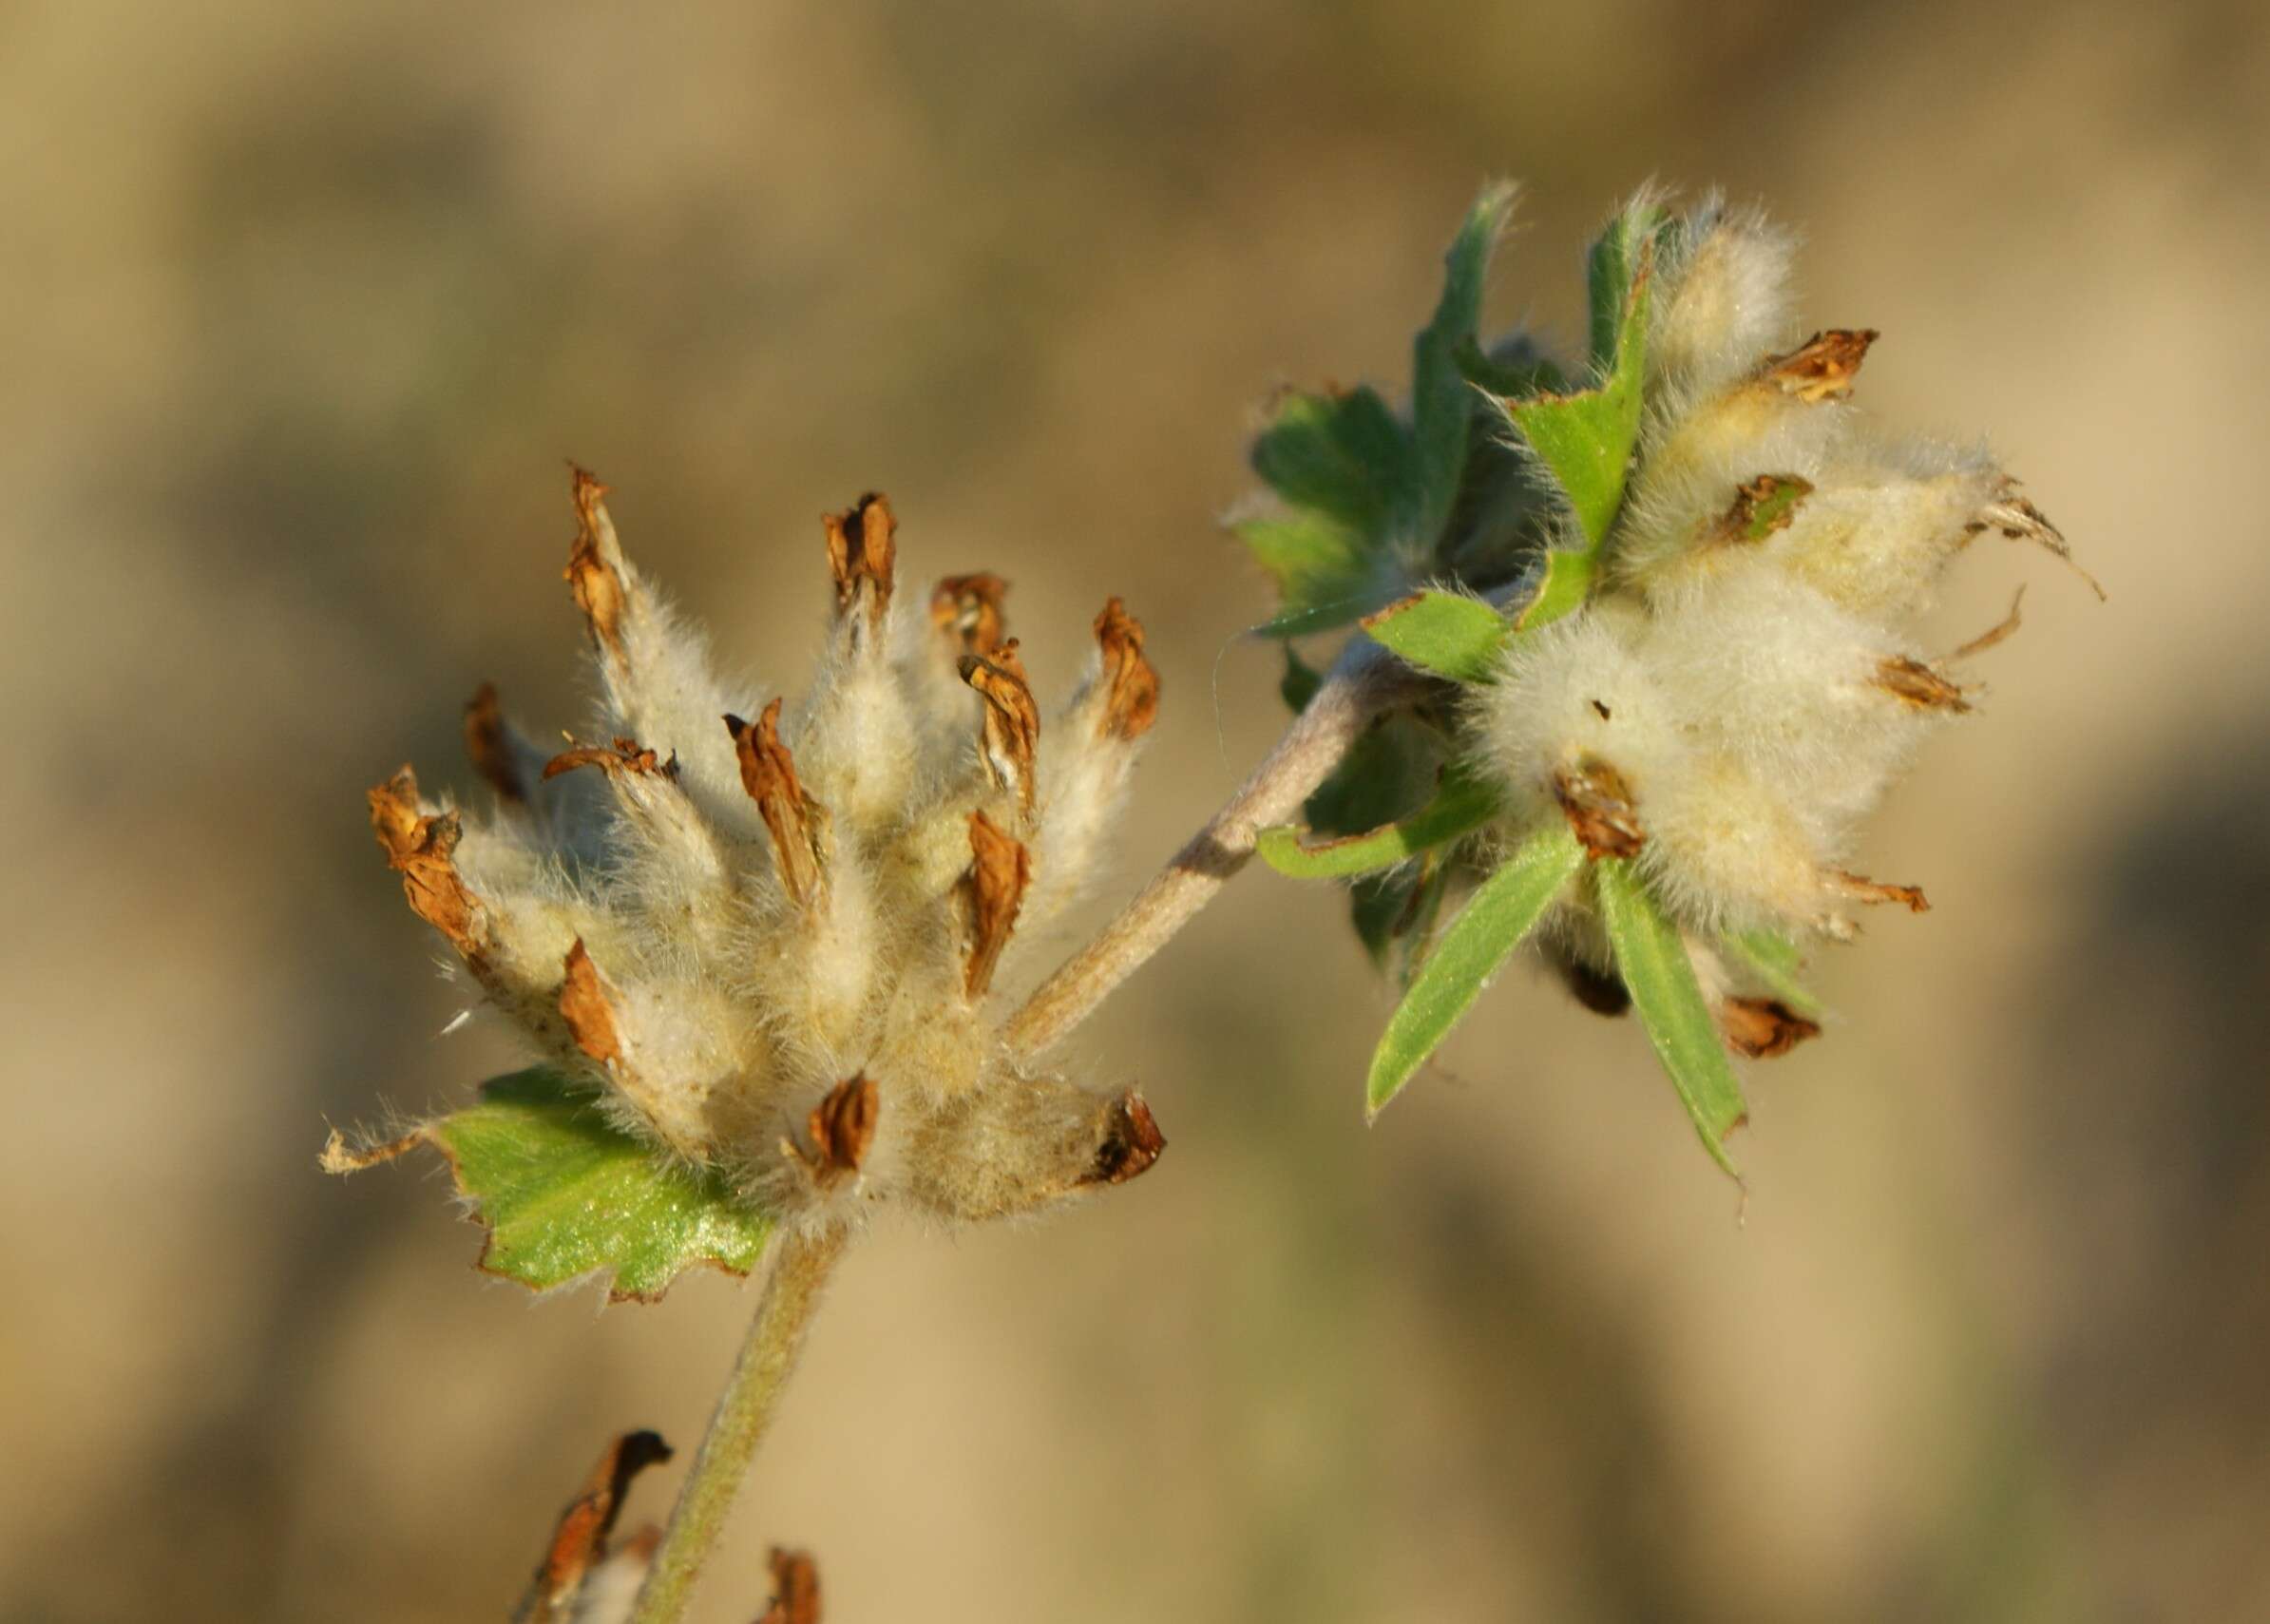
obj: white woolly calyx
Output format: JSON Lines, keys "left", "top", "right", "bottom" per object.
{"left": 1475, "top": 202, "right": 2092, "bottom": 1045}
{"left": 370, "top": 469, "right": 1167, "bottom": 1232}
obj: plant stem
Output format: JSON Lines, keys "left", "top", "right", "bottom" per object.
{"left": 1004, "top": 640, "right": 1417, "bottom": 1057}
{"left": 628, "top": 1226, "right": 849, "bottom": 1624}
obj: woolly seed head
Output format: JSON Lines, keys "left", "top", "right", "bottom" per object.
{"left": 1477, "top": 196, "right": 2090, "bottom": 950}
{"left": 368, "top": 473, "right": 1167, "bottom": 1233}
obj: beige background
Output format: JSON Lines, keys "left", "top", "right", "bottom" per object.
{"left": 4, "top": 2, "right": 2267, "bottom": 1619}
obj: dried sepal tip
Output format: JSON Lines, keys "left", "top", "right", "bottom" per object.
{"left": 565, "top": 464, "right": 630, "bottom": 661}
{"left": 1088, "top": 1091, "right": 1166, "bottom": 1186}
{"left": 756, "top": 1547, "right": 822, "bottom": 1624}
{"left": 961, "top": 639, "right": 1042, "bottom": 815}
{"left": 514, "top": 1428, "right": 674, "bottom": 1623}
{"left": 1553, "top": 757, "right": 1646, "bottom": 858}
{"left": 1758, "top": 328, "right": 1879, "bottom": 403}
{"left": 1828, "top": 869, "right": 1930, "bottom": 912}
{"left": 1947, "top": 586, "right": 2027, "bottom": 662}
{"left": 465, "top": 682, "right": 536, "bottom": 806}
{"left": 791, "top": 1074, "right": 879, "bottom": 1190}
{"left": 932, "top": 572, "right": 1010, "bottom": 657}
{"left": 558, "top": 939, "right": 623, "bottom": 1067}
{"left": 1717, "top": 996, "right": 1822, "bottom": 1059}
{"left": 824, "top": 491, "right": 897, "bottom": 626}
{"left": 1091, "top": 597, "right": 1161, "bottom": 742}
{"left": 368, "top": 767, "right": 486, "bottom": 958}
{"left": 1972, "top": 487, "right": 2106, "bottom": 601}
{"left": 1873, "top": 656, "right": 1973, "bottom": 713}
{"left": 544, "top": 736, "right": 675, "bottom": 780}
{"left": 956, "top": 811, "right": 1031, "bottom": 1000}
{"left": 727, "top": 699, "right": 826, "bottom": 907}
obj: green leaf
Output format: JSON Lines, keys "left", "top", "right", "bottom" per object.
{"left": 1233, "top": 510, "right": 1389, "bottom": 637}
{"left": 1360, "top": 589, "right": 1508, "bottom": 683}
{"left": 1365, "top": 824, "right": 1587, "bottom": 1118}
{"left": 1304, "top": 711, "right": 1448, "bottom": 838}
{"left": 1720, "top": 927, "right": 1822, "bottom": 1018}
{"left": 1259, "top": 766, "right": 1501, "bottom": 879}
{"left": 1585, "top": 195, "right": 1665, "bottom": 373}
{"left": 1594, "top": 860, "right": 1748, "bottom": 1177}
{"left": 322, "top": 1067, "right": 774, "bottom": 1302}
{"left": 1250, "top": 385, "right": 1414, "bottom": 535}
{"left": 1353, "top": 856, "right": 1456, "bottom": 982}
{"left": 1410, "top": 182, "right": 1517, "bottom": 549}
{"left": 1505, "top": 201, "right": 1664, "bottom": 631}
{"left": 1453, "top": 334, "right": 1566, "bottom": 399}
{"left": 1280, "top": 643, "right": 1324, "bottom": 713}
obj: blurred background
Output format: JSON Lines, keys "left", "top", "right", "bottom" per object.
{"left": 4, "top": 2, "right": 2266, "bottom": 1619}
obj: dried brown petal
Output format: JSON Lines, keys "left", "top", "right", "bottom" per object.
{"left": 1829, "top": 869, "right": 1931, "bottom": 912}
{"left": 930, "top": 572, "right": 1010, "bottom": 658}
{"left": 1553, "top": 755, "right": 1646, "bottom": 858}
{"left": 957, "top": 811, "right": 1031, "bottom": 1000}
{"left": 726, "top": 699, "right": 825, "bottom": 907}
{"left": 1874, "top": 656, "right": 1973, "bottom": 714}
{"left": 368, "top": 767, "right": 485, "bottom": 958}
{"left": 755, "top": 1547, "right": 822, "bottom": 1624}
{"left": 1705, "top": 473, "right": 1815, "bottom": 545}
{"left": 558, "top": 940, "right": 623, "bottom": 1067}
{"left": 823, "top": 491, "right": 896, "bottom": 626}
{"left": 1759, "top": 329, "right": 1878, "bottom": 403}
{"left": 565, "top": 464, "right": 628, "bottom": 660}
{"left": 465, "top": 682, "right": 531, "bottom": 805}
{"left": 1092, "top": 597, "right": 1161, "bottom": 742}
{"left": 511, "top": 1429, "right": 674, "bottom": 1623}
{"left": 1088, "top": 1091, "right": 1166, "bottom": 1187}
{"left": 543, "top": 736, "right": 674, "bottom": 780}
{"left": 1718, "top": 997, "right": 1822, "bottom": 1059}
{"left": 960, "top": 640, "right": 1042, "bottom": 815}
{"left": 796, "top": 1075, "right": 879, "bottom": 1190}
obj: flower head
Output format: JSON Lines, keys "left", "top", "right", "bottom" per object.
{"left": 367, "top": 470, "right": 1164, "bottom": 1235}
{"left": 1475, "top": 200, "right": 2092, "bottom": 952}
{"left": 1241, "top": 186, "right": 2092, "bottom": 1164}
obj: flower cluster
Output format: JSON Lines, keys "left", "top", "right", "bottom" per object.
{"left": 365, "top": 471, "right": 1164, "bottom": 1232}
{"left": 1476, "top": 201, "right": 2092, "bottom": 991}
{"left": 1241, "top": 187, "right": 2090, "bottom": 1147}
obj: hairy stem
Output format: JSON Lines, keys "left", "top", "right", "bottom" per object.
{"left": 1005, "top": 641, "right": 1417, "bottom": 1056}
{"left": 629, "top": 1227, "right": 849, "bottom": 1624}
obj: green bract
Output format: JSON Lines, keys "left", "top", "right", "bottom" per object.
{"left": 1237, "top": 182, "right": 1524, "bottom": 640}
{"left": 325, "top": 1067, "right": 774, "bottom": 1303}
